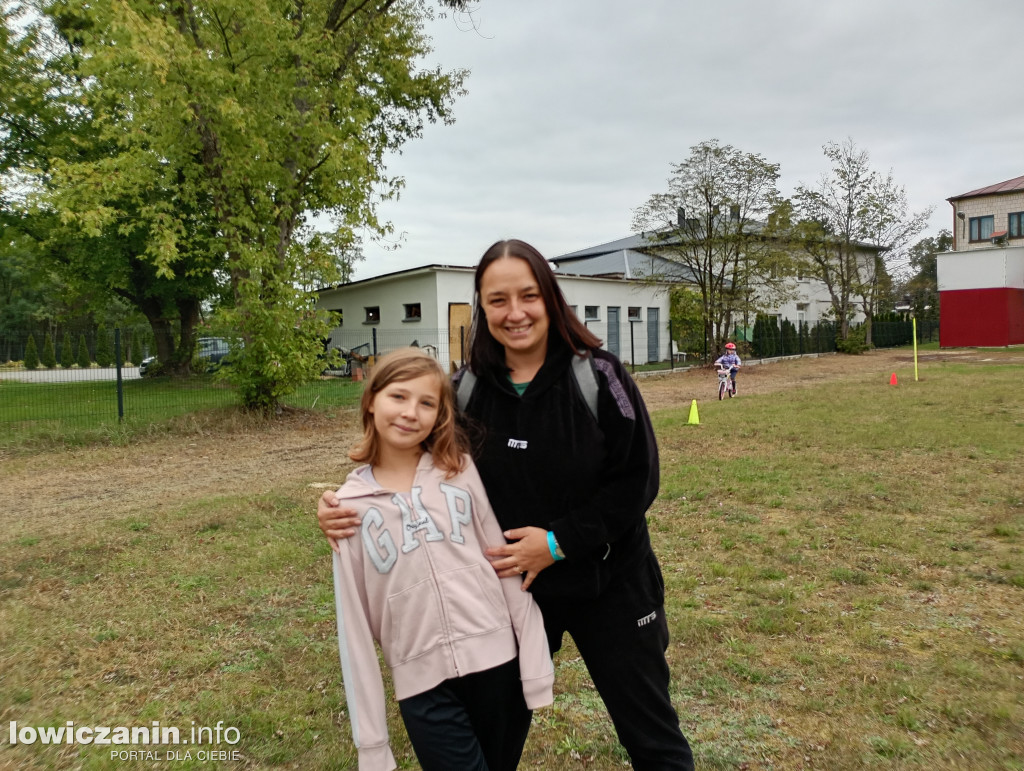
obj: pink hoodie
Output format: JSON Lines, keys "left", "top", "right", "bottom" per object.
{"left": 331, "top": 452, "right": 554, "bottom": 771}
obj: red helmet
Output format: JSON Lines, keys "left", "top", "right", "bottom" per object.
{"left": 725, "top": 342, "right": 736, "bottom": 350}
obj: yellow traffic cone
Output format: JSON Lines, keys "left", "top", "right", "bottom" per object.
{"left": 687, "top": 399, "right": 700, "bottom": 425}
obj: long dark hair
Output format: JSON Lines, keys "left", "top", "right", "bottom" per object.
{"left": 467, "top": 239, "right": 602, "bottom": 374}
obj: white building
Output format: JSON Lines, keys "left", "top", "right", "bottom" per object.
{"left": 553, "top": 232, "right": 863, "bottom": 331}
{"left": 316, "top": 263, "right": 675, "bottom": 373}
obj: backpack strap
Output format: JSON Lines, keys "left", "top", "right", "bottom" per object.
{"left": 455, "top": 368, "right": 477, "bottom": 413}
{"left": 454, "top": 352, "right": 599, "bottom": 420}
{"left": 571, "top": 352, "right": 599, "bottom": 421}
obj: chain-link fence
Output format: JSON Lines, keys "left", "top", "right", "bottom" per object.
{"left": 1, "top": 317, "right": 940, "bottom": 443}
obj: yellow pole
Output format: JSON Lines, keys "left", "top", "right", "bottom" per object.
{"left": 912, "top": 317, "right": 919, "bottom": 381}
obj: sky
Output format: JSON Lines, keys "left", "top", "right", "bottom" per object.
{"left": 348, "top": 0, "right": 1024, "bottom": 280}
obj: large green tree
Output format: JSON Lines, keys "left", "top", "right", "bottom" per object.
{"left": 17, "top": 0, "right": 466, "bottom": 408}
{"left": 793, "top": 139, "right": 931, "bottom": 342}
{"left": 2, "top": 2, "right": 208, "bottom": 371}
{"left": 632, "top": 140, "right": 792, "bottom": 356}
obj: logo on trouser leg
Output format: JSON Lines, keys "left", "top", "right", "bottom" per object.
{"left": 636, "top": 611, "right": 657, "bottom": 627}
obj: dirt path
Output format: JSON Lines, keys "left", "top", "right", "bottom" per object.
{"left": 1, "top": 348, "right": 1015, "bottom": 541}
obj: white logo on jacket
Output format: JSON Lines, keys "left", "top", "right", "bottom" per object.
{"left": 360, "top": 484, "right": 474, "bottom": 574}
{"left": 507, "top": 438, "right": 528, "bottom": 449}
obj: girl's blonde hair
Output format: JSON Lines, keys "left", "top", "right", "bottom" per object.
{"left": 350, "top": 347, "right": 467, "bottom": 477}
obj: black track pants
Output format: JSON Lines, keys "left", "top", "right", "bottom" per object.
{"left": 537, "top": 554, "right": 694, "bottom": 771}
{"left": 398, "top": 657, "right": 532, "bottom": 771}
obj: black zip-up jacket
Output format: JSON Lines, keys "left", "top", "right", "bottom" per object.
{"left": 457, "top": 339, "right": 660, "bottom": 600}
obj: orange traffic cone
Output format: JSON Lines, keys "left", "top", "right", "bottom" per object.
{"left": 889, "top": 372, "right": 898, "bottom": 386}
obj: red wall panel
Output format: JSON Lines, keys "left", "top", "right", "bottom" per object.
{"left": 940, "top": 287, "right": 1024, "bottom": 347}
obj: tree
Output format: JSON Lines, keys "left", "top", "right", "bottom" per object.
{"left": 41, "top": 332, "right": 56, "bottom": 368}
{"left": 77, "top": 333, "right": 90, "bottom": 368}
{"left": 129, "top": 334, "right": 142, "bottom": 367}
{"left": 901, "top": 229, "right": 952, "bottom": 320}
{"left": 793, "top": 139, "right": 931, "bottom": 342}
{"left": 95, "top": 323, "right": 113, "bottom": 367}
{"left": 632, "top": 140, "right": 791, "bottom": 358}
{"left": 60, "top": 331, "right": 73, "bottom": 367}
{"left": 23, "top": 334, "right": 38, "bottom": 369}
{"left": 37, "top": 0, "right": 467, "bottom": 410}
{"left": 669, "top": 286, "right": 704, "bottom": 357}
{"left": 2, "top": 7, "right": 214, "bottom": 375}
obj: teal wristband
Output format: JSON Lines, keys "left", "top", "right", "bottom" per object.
{"left": 547, "top": 530, "right": 565, "bottom": 561}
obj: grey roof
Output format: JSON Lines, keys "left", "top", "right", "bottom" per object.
{"left": 550, "top": 247, "right": 697, "bottom": 283}
{"left": 555, "top": 233, "right": 656, "bottom": 260}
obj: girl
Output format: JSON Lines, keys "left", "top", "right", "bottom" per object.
{"left": 329, "top": 347, "right": 553, "bottom": 771}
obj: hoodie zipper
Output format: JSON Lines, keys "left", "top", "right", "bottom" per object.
{"left": 392, "top": 467, "right": 460, "bottom": 678}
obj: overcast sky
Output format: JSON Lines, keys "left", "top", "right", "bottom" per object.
{"left": 349, "top": 0, "right": 1024, "bottom": 280}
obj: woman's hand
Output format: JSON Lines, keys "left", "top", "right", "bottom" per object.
{"left": 318, "top": 490, "right": 361, "bottom": 554}
{"left": 486, "top": 526, "right": 555, "bottom": 591}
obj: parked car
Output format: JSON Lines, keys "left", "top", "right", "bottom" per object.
{"left": 197, "top": 337, "right": 232, "bottom": 370}
{"left": 139, "top": 337, "right": 234, "bottom": 377}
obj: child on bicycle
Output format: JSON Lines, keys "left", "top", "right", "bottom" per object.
{"left": 329, "top": 347, "right": 553, "bottom": 771}
{"left": 714, "top": 342, "right": 742, "bottom": 395}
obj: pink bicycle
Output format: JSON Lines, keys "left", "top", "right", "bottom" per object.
{"left": 717, "top": 366, "right": 737, "bottom": 400}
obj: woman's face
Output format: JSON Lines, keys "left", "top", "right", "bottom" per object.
{"left": 479, "top": 257, "right": 550, "bottom": 360}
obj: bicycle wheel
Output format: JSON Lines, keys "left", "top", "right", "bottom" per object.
{"left": 719, "top": 380, "right": 726, "bottom": 400}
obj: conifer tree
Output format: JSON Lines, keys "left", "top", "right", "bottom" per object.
{"left": 95, "top": 325, "right": 113, "bottom": 367}
{"left": 24, "top": 335, "right": 39, "bottom": 370}
{"left": 77, "top": 334, "right": 91, "bottom": 368}
{"left": 41, "top": 333, "right": 57, "bottom": 368}
{"left": 60, "top": 332, "right": 74, "bottom": 368}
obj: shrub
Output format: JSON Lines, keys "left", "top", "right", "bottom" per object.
{"left": 77, "top": 334, "right": 92, "bottom": 369}
{"left": 837, "top": 325, "right": 871, "bottom": 355}
{"left": 95, "top": 325, "right": 114, "bottom": 367}
{"left": 24, "top": 335, "right": 39, "bottom": 370}
{"left": 753, "top": 314, "right": 780, "bottom": 358}
{"left": 61, "top": 332, "right": 74, "bottom": 368}
{"left": 781, "top": 318, "right": 798, "bottom": 356}
{"left": 41, "top": 333, "right": 57, "bottom": 368}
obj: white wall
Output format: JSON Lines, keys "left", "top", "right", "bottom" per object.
{"left": 938, "top": 247, "right": 1024, "bottom": 291}
{"left": 317, "top": 267, "right": 674, "bottom": 365}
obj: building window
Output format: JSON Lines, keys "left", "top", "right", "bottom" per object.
{"left": 1009, "top": 212, "right": 1024, "bottom": 238}
{"left": 403, "top": 303, "right": 421, "bottom": 321}
{"left": 628, "top": 307, "right": 642, "bottom": 321}
{"left": 584, "top": 306, "right": 599, "bottom": 321}
{"left": 364, "top": 306, "right": 380, "bottom": 324}
{"left": 969, "top": 215, "right": 994, "bottom": 242}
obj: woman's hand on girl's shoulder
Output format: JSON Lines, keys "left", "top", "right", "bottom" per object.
{"left": 318, "top": 490, "right": 361, "bottom": 553}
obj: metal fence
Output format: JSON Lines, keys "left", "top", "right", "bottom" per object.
{"left": 1, "top": 318, "right": 940, "bottom": 439}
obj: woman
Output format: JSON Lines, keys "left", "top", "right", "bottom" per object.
{"left": 319, "top": 239, "right": 694, "bottom": 770}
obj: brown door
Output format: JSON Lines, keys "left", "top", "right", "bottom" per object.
{"left": 448, "top": 303, "right": 472, "bottom": 374}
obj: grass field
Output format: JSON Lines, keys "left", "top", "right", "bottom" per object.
{"left": 0, "top": 376, "right": 364, "bottom": 452}
{"left": 1, "top": 351, "right": 1021, "bottom": 769}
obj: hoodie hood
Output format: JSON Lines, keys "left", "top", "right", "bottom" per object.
{"left": 335, "top": 452, "right": 435, "bottom": 499}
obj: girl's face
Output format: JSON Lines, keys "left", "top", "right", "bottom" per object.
{"left": 369, "top": 373, "right": 442, "bottom": 454}
{"left": 479, "top": 257, "right": 550, "bottom": 359}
